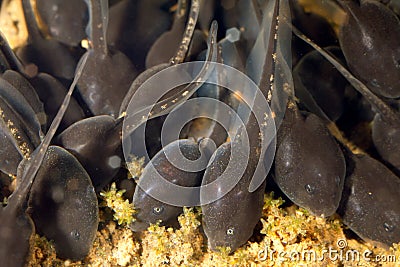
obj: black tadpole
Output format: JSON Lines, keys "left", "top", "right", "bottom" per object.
{"left": 17, "top": 0, "right": 79, "bottom": 80}
{"left": 0, "top": 52, "right": 89, "bottom": 267}
{"left": 76, "top": 0, "right": 138, "bottom": 117}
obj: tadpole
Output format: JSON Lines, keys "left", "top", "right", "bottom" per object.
{"left": 338, "top": 0, "right": 400, "bottom": 98}
{"left": 16, "top": 0, "right": 79, "bottom": 80}
{"left": 77, "top": 0, "right": 138, "bottom": 117}
{"left": 0, "top": 52, "right": 89, "bottom": 267}
{"left": 338, "top": 153, "right": 400, "bottom": 248}
{"left": 56, "top": 115, "right": 123, "bottom": 192}
{"left": 36, "top": 0, "right": 88, "bottom": 46}
{"left": 274, "top": 104, "right": 346, "bottom": 217}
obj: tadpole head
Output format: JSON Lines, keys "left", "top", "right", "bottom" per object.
{"left": 201, "top": 142, "right": 265, "bottom": 252}
{"left": 130, "top": 139, "right": 203, "bottom": 231}
{"left": 130, "top": 185, "right": 181, "bottom": 231}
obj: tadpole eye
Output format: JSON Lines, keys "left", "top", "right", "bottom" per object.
{"left": 153, "top": 206, "right": 164, "bottom": 215}
{"left": 226, "top": 227, "right": 235, "bottom": 236}
{"left": 305, "top": 184, "right": 315, "bottom": 195}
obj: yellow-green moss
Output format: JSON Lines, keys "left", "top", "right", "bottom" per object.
{"left": 126, "top": 156, "right": 145, "bottom": 179}
{"left": 100, "top": 183, "right": 136, "bottom": 225}
{"left": 27, "top": 191, "right": 400, "bottom": 267}
{"left": 140, "top": 207, "right": 204, "bottom": 266}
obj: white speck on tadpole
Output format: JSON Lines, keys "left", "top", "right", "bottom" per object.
{"left": 51, "top": 185, "right": 65, "bottom": 203}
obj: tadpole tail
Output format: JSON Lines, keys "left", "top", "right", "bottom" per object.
{"left": 21, "top": 0, "right": 43, "bottom": 43}
{"left": 245, "top": 0, "right": 292, "bottom": 131}
{"left": 122, "top": 21, "right": 218, "bottom": 135}
{"left": 0, "top": 32, "right": 25, "bottom": 73}
{"left": 84, "top": 0, "right": 109, "bottom": 55}
{"left": 171, "top": 0, "right": 200, "bottom": 64}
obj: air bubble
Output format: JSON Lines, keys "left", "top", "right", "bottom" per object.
{"left": 226, "top": 28, "right": 240, "bottom": 43}
{"left": 108, "top": 155, "right": 121, "bottom": 169}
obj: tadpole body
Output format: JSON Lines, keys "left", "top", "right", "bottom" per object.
{"left": 145, "top": 0, "right": 189, "bottom": 68}
{"left": 22, "top": 146, "right": 98, "bottom": 260}
{"left": 0, "top": 78, "right": 43, "bottom": 176}
{"left": 338, "top": 0, "right": 400, "bottom": 98}
{"left": 30, "top": 73, "right": 86, "bottom": 132}
{"left": 107, "top": 0, "right": 172, "bottom": 72}
{"left": 0, "top": 78, "right": 42, "bottom": 146}
{"left": 2, "top": 70, "right": 46, "bottom": 130}
{"left": 131, "top": 139, "right": 203, "bottom": 231}
{"left": 36, "top": 0, "right": 88, "bottom": 46}
{"left": 77, "top": 0, "right": 138, "bottom": 117}
{"left": 56, "top": 115, "right": 123, "bottom": 192}
{"left": 274, "top": 105, "right": 346, "bottom": 217}
{"left": 338, "top": 153, "right": 400, "bottom": 247}
{"left": 201, "top": 141, "right": 265, "bottom": 251}
{"left": 293, "top": 47, "right": 346, "bottom": 122}
{"left": 290, "top": 0, "right": 338, "bottom": 65}
{"left": 16, "top": 0, "right": 78, "bottom": 80}
{"left": 372, "top": 114, "right": 400, "bottom": 170}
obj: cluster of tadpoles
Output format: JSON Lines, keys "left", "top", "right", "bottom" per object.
{"left": 0, "top": 0, "right": 398, "bottom": 266}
